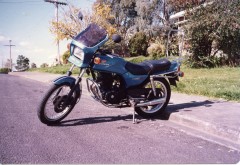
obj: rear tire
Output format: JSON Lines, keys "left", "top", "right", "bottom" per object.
{"left": 37, "top": 83, "right": 80, "bottom": 125}
{"left": 135, "top": 78, "right": 171, "bottom": 118}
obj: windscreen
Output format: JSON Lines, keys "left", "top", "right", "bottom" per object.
{"left": 74, "top": 23, "right": 107, "bottom": 47}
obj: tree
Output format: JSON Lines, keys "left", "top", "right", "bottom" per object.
{"left": 186, "top": 0, "right": 240, "bottom": 67}
{"left": 50, "top": 3, "right": 116, "bottom": 41}
{"left": 31, "top": 63, "right": 37, "bottom": 68}
{"left": 40, "top": 63, "right": 49, "bottom": 68}
{"left": 128, "top": 32, "right": 148, "bottom": 57}
{"left": 4, "top": 59, "right": 11, "bottom": 69}
{"left": 62, "top": 50, "right": 70, "bottom": 64}
{"left": 96, "top": 0, "right": 206, "bottom": 56}
{"left": 50, "top": 4, "right": 92, "bottom": 41}
{"left": 15, "top": 55, "right": 29, "bottom": 70}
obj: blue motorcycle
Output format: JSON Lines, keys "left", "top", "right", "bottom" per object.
{"left": 37, "top": 22, "right": 184, "bottom": 125}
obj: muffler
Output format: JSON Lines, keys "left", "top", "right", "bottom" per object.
{"left": 135, "top": 98, "right": 166, "bottom": 107}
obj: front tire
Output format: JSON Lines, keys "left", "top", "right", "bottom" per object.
{"left": 37, "top": 83, "right": 80, "bottom": 125}
{"left": 135, "top": 78, "right": 171, "bottom": 118}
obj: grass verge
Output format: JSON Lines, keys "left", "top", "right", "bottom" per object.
{"left": 29, "top": 64, "right": 80, "bottom": 75}
{"left": 173, "top": 66, "right": 240, "bottom": 102}
{"left": 30, "top": 58, "right": 240, "bottom": 102}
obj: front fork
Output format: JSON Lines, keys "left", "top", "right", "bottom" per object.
{"left": 65, "top": 65, "right": 86, "bottom": 105}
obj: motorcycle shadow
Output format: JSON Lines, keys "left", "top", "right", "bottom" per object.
{"left": 49, "top": 100, "right": 214, "bottom": 127}
{"left": 164, "top": 100, "right": 214, "bottom": 120}
{"left": 50, "top": 115, "right": 134, "bottom": 127}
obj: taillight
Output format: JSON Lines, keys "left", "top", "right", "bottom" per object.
{"left": 178, "top": 71, "right": 184, "bottom": 77}
{"left": 177, "top": 66, "right": 184, "bottom": 77}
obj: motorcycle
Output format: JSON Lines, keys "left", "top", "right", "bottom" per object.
{"left": 37, "top": 14, "right": 184, "bottom": 125}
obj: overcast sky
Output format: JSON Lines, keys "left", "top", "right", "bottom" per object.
{"left": 0, "top": 0, "right": 94, "bottom": 67}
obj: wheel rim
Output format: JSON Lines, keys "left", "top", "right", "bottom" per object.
{"left": 44, "top": 85, "right": 75, "bottom": 121}
{"left": 139, "top": 80, "right": 167, "bottom": 114}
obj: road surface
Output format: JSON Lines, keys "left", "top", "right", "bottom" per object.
{"left": 0, "top": 74, "right": 239, "bottom": 164}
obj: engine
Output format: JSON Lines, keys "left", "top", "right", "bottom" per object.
{"left": 90, "top": 72, "right": 126, "bottom": 105}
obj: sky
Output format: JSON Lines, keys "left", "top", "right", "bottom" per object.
{"left": 0, "top": 0, "right": 94, "bottom": 68}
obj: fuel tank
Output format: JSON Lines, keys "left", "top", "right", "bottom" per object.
{"left": 92, "top": 54, "right": 148, "bottom": 88}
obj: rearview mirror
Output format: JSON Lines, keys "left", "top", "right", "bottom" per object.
{"left": 112, "top": 34, "right": 121, "bottom": 43}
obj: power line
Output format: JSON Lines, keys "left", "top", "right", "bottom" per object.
{"left": 0, "top": 1, "right": 43, "bottom": 3}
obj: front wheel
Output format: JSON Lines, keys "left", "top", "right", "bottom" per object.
{"left": 37, "top": 83, "right": 80, "bottom": 125}
{"left": 135, "top": 78, "right": 171, "bottom": 118}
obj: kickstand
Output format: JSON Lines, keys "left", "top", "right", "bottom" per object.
{"left": 129, "top": 98, "right": 137, "bottom": 124}
{"left": 133, "top": 108, "right": 136, "bottom": 124}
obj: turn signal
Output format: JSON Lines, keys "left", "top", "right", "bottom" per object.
{"left": 94, "top": 57, "right": 101, "bottom": 64}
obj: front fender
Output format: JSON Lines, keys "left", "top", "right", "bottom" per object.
{"left": 53, "top": 76, "right": 82, "bottom": 99}
{"left": 53, "top": 76, "right": 76, "bottom": 87}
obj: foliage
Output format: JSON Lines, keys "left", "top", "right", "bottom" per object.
{"left": 15, "top": 55, "right": 29, "bottom": 70}
{"left": 50, "top": 3, "right": 116, "bottom": 41}
{"left": 92, "top": 3, "right": 116, "bottom": 36}
{"left": 147, "top": 39, "right": 166, "bottom": 60}
{"left": 50, "top": 5, "right": 91, "bottom": 41}
{"left": 31, "top": 63, "right": 37, "bottom": 69}
{"left": 128, "top": 32, "right": 148, "bottom": 57}
{"left": 30, "top": 63, "right": 79, "bottom": 75}
{"left": 49, "top": 0, "right": 207, "bottom": 57}
{"left": 62, "top": 50, "right": 70, "bottom": 64}
{"left": 186, "top": 0, "right": 240, "bottom": 68}
{"left": 0, "top": 68, "right": 9, "bottom": 74}
{"left": 125, "top": 55, "right": 150, "bottom": 63}
{"left": 40, "top": 63, "right": 49, "bottom": 68}
{"left": 4, "top": 59, "right": 11, "bottom": 69}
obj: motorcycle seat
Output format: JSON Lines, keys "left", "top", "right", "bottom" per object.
{"left": 125, "top": 58, "right": 171, "bottom": 75}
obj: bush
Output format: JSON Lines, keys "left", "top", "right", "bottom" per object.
{"left": 126, "top": 56, "right": 150, "bottom": 63}
{"left": 62, "top": 50, "right": 70, "bottom": 64}
{"left": 40, "top": 63, "right": 49, "bottom": 68}
{"left": 128, "top": 32, "right": 148, "bottom": 57}
{"left": 147, "top": 40, "right": 165, "bottom": 60}
{"left": 186, "top": 0, "right": 240, "bottom": 68}
{"left": 0, "top": 68, "right": 9, "bottom": 74}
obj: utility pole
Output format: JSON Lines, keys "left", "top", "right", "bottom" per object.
{"left": 4, "top": 40, "right": 15, "bottom": 72}
{"left": 44, "top": 0, "right": 67, "bottom": 65}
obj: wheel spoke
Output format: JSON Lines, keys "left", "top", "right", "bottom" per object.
{"left": 140, "top": 80, "right": 167, "bottom": 113}
{"left": 44, "top": 85, "right": 74, "bottom": 121}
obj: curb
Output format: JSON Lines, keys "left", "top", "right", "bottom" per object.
{"left": 168, "top": 112, "right": 240, "bottom": 146}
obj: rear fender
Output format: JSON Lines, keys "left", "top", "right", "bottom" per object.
{"left": 166, "top": 73, "right": 179, "bottom": 87}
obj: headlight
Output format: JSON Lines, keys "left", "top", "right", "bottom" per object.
{"left": 73, "top": 47, "right": 84, "bottom": 60}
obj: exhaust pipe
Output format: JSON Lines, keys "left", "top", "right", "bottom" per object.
{"left": 135, "top": 98, "right": 166, "bottom": 107}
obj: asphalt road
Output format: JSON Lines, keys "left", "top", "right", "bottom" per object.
{"left": 0, "top": 74, "right": 240, "bottom": 164}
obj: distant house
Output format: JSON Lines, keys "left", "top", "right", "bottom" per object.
{"left": 168, "top": 1, "right": 213, "bottom": 56}
{"left": 169, "top": 1, "right": 213, "bottom": 28}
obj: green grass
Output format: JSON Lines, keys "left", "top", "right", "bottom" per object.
{"left": 0, "top": 68, "right": 9, "bottom": 74}
{"left": 29, "top": 59, "right": 240, "bottom": 102}
{"left": 29, "top": 64, "right": 80, "bottom": 75}
{"left": 173, "top": 66, "right": 240, "bottom": 102}
{"left": 125, "top": 55, "right": 151, "bottom": 63}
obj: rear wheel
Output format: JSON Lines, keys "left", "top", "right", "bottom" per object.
{"left": 37, "top": 84, "right": 80, "bottom": 125}
{"left": 134, "top": 78, "right": 171, "bottom": 118}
